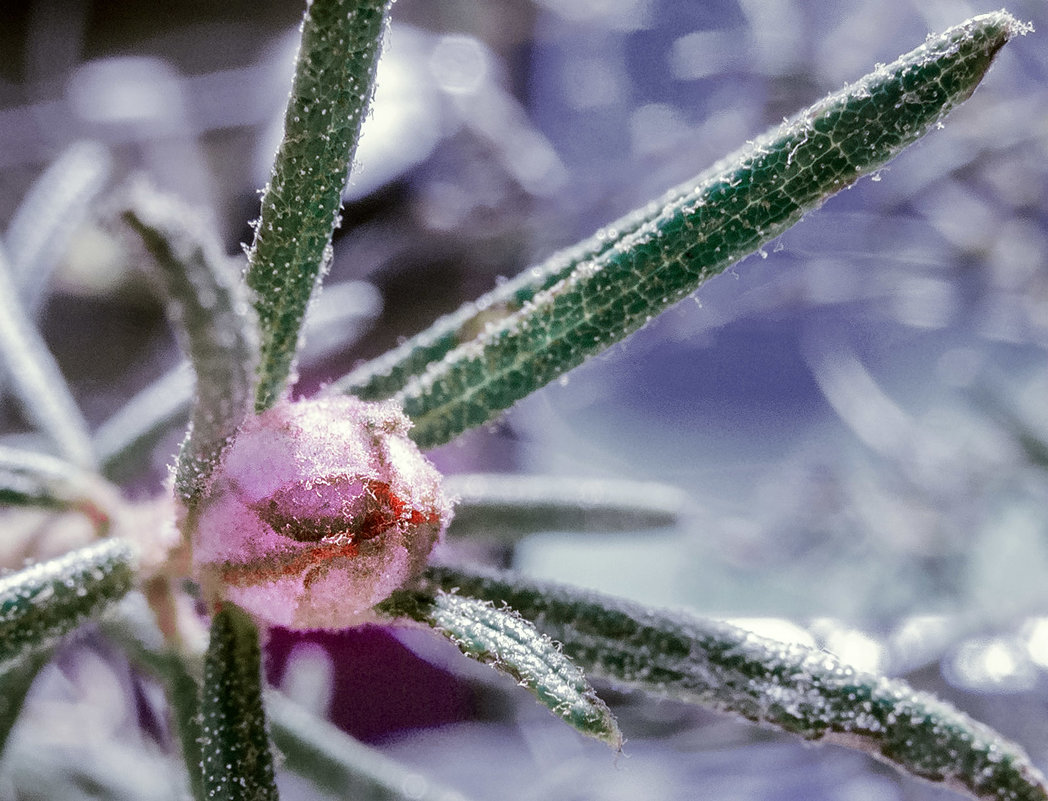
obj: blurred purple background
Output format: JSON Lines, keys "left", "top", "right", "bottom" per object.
{"left": 1, "top": 1, "right": 1048, "bottom": 799}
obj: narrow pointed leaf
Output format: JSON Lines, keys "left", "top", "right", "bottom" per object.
{"left": 200, "top": 603, "right": 279, "bottom": 801}
{"left": 388, "top": 13, "right": 1026, "bottom": 449}
{"left": 445, "top": 473, "right": 689, "bottom": 540}
{"left": 0, "top": 539, "right": 136, "bottom": 667}
{"left": 0, "top": 245, "right": 95, "bottom": 469}
{"left": 0, "top": 142, "right": 110, "bottom": 472}
{"left": 6, "top": 140, "right": 111, "bottom": 312}
{"left": 94, "top": 279, "right": 378, "bottom": 481}
{"left": 102, "top": 598, "right": 206, "bottom": 801}
{"left": 108, "top": 602, "right": 471, "bottom": 801}
{"left": 334, "top": 233, "right": 620, "bottom": 400}
{"left": 0, "top": 444, "right": 115, "bottom": 525}
{"left": 0, "top": 649, "right": 51, "bottom": 756}
{"left": 266, "top": 691, "right": 476, "bottom": 801}
{"left": 119, "top": 182, "right": 258, "bottom": 503}
{"left": 379, "top": 588, "right": 621, "bottom": 748}
{"left": 423, "top": 565, "right": 1048, "bottom": 801}
{"left": 246, "top": 0, "right": 392, "bottom": 412}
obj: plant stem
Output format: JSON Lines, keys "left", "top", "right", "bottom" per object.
{"left": 200, "top": 603, "right": 280, "bottom": 801}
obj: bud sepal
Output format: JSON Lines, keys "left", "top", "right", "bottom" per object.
{"left": 188, "top": 396, "right": 452, "bottom": 630}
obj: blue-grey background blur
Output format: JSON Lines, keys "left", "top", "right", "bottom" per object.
{"left": 1, "top": 1, "right": 1047, "bottom": 799}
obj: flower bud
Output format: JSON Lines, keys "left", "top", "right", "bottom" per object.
{"left": 188, "top": 397, "right": 452, "bottom": 629}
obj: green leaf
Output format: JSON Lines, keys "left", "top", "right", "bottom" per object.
{"left": 108, "top": 599, "right": 471, "bottom": 801}
{"left": 102, "top": 597, "right": 206, "bottom": 801}
{"left": 333, "top": 234, "right": 615, "bottom": 401}
{"left": 0, "top": 444, "right": 115, "bottom": 524}
{"left": 200, "top": 603, "right": 279, "bottom": 801}
{"left": 119, "top": 182, "right": 258, "bottom": 504}
{"left": 0, "top": 245, "right": 96, "bottom": 469}
{"left": 246, "top": 0, "right": 392, "bottom": 412}
{"left": 94, "top": 279, "right": 378, "bottom": 482}
{"left": 0, "top": 539, "right": 136, "bottom": 667}
{"left": 379, "top": 587, "right": 622, "bottom": 749}
{"left": 0, "top": 649, "right": 51, "bottom": 757}
{"left": 266, "top": 691, "right": 475, "bottom": 801}
{"left": 5, "top": 140, "right": 111, "bottom": 313}
{"left": 423, "top": 564, "right": 1048, "bottom": 801}
{"left": 445, "top": 473, "right": 688, "bottom": 541}
{"left": 383, "top": 12, "right": 1025, "bottom": 449}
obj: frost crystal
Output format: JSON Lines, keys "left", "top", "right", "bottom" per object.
{"left": 189, "top": 396, "right": 452, "bottom": 629}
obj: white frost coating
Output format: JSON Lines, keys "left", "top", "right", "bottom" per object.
{"left": 685, "top": 620, "right": 1048, "bottom": 801}
{"left": 429, "top": 592, "right": 622, "bottom": 748}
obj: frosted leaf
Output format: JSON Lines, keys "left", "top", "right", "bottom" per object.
{"left": 200, "top": 603, "right": 279, "bottom": 801}
{"left": 118, "top": 181, "right": 258, "bottom": 503}
{"left": 246, "top": 0, "right": 392, "bottom": 411}
{"left": 0, "top": 539, "right": 136, "bottom": 667}
{"left": 424, "top": 565, "right": 1048, "bottom": 801}
{"left": 379, "top": 588, "right": 622, "bottom": 748}
{"left": 443, "top": 472, "right": 689, "bottom": 540}
{"left": 385, "top": 12, "right": 1026, "bottom": 450}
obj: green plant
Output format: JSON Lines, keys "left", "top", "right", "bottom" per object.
{"left": 0, "top": 2, "right": 1042, "bottom": 800}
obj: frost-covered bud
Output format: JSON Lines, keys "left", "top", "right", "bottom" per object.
{"left": 188, "top": 397, "right": 452, "bottom": 630}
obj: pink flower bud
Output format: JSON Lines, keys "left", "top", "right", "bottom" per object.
{"left": 188, "top": 397, "right": 452, "bottom": 630}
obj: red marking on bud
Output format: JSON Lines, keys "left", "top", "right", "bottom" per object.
{"left": 220, "top": 541, "right": 360, "bottom": 588}
{"left": 251, "top": 476, "right": 407, "bottom": 544}
{"left": 222, "top": 479, "right": 442, "bottom": 591}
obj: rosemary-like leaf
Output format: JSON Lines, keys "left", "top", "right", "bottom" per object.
{"left": 246, "top": 0, "right": 391, "bottom": 412}
{"left": 379, "top": 587, "right": 621, "bottom": 748}
{"left": 387, "top": 13, "right": 1025, "bottom": 449}
{"left": 266, "top": 691, "right": 476, "bottom": 801}
{"left": 200, "top": 603, "right": 279, "bottom": 801}
{"left": 0, "top": 539, "right": 135, "bottom": 667}
{"left": 5, "top": 141, "right": 111, "bottom": 313}
{"left": 444, "top": 473, "right": 688, "bottom": 540}
{"left": 0, "top": 444, "right": 114, "bottom": 524}
{"left": 0, "top": 245, "right": 95, "bottom": 469}
{"left": 334, "top": 232, "right": 621, "bottom": 400}
{"left": 120, "top": 182, "right": 257, "bottom": 504}
{"left": 423, "top": 564, "right": 1048, "bottom": 801}
{"left": 0, "top": 649, "right": 50, "bottom": 757}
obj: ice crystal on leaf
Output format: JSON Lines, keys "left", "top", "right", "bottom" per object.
{"left": 0, "top": 5, "right": 1043, "bottom": 801}
{"left": 189, "top": 397, "right": 452, "bottom": 629}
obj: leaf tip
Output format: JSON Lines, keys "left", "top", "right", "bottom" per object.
{"left": 951, "top": 10, "right": 1033, "bottom": 68}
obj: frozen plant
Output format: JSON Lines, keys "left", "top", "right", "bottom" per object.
{"left": 0, "top": 2, "right": 1042, "bottom": 800}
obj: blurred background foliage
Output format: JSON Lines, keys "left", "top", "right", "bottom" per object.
{"left": 1, "top": 1, "right": 1047, "bottom": 799}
